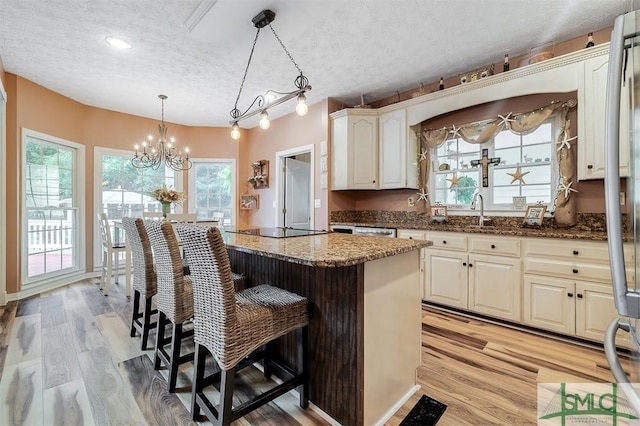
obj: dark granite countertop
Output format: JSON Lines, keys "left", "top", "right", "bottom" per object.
{"left": 329, "top": 212, "right": 631, "bottom": 242}
{"left": 222, "top": 231, "right": 431, "bottom": 268}
{"left": 331, "top": 221, "right": 623, "bottom": 241}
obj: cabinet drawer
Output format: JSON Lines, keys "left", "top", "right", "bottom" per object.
{"left": 524, "top": 239, "right": 634, "bottom": 265}
{"left": 425, "top": 232, "right": 467, "bottom": 251}
{"left": 397, "top": 229, "right": 427, "bottom": 241}
{"left": 524, "top": 258, "right": 634, "bottom": 283}
{"left": 469, "top": 236, "right": 520, "bottom": 257}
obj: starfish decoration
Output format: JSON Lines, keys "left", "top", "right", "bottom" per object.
{"left": 446, "top": 173, "right": 462, "bottom": 188}
{"left": 419, "top": 149, "right": 428, "bottom": 161}
{"left": 558, "top": 180, "right": 578, "bottom": 198}
{"left": 416, "top": 189, "right": 429, "bottom": 203}
{"left": 497, "top": 112, "right": 516, "bottom": 128}
{"left": 507, "top": 166, "right": 530, "bottom": 184}
{"left": 449, "top": 124, "right": 462, "bottom": 138}
{"left": 556, "top": 134, "right": 577, "bottom": 151}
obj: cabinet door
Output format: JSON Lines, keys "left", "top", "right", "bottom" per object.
{"left": 523, "top": 275, "right": 575, "bottom": 334}
{"left": 424, "top": 250, "right": 468, "bottom": 309}
{"left": 468, "top": 254, "right": 521, "bottom": 322}
{"left": 578, "top": 54, "right": 630, "bottom": 180}
{"left": 379, "top": 110, "right": 406, "bottom": 189}
{"left": 350, "top": 116, "right": 378, "bottom": 189}
{"left": 575, "top": 281, "right": 633, "bottom": 349}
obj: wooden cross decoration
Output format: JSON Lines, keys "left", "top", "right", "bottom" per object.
{"left": 470, "top": 149, "right": 501, "bottom": 187}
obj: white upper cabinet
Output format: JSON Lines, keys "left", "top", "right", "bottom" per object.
{"left": 331, "top": 108, "right": 418, "bottom": 190}
{"left": 331, "top": 109, "right": 378, "bottom": 190}
{"left": 577, "top": 50, "right": 630, "bottom": 180}
{"left": 379, "top": 109, "right": 418, "bottom": 189}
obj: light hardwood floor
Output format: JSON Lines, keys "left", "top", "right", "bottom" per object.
{"left": 0, "top": 280, "right": 638, "bottom": 425}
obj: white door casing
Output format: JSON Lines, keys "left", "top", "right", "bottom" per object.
{"left": 285, "top": 157, "right": 311, "bottom": 229}
{"left": 275, "top": 144, "right": 314, "bottom": 229}
{"left": 0, "top": 78, "right": 6, "bottom": 306}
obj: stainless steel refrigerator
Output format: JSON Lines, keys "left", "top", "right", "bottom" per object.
{"left": 605, "top": 8, "right": 640, "bottom": 414}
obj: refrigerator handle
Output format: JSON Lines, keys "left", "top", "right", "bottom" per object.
{"left": 605, "top": 318, "right": 640, "bottom": 413}
{"left": 605, "top": 15, "right": 639, "bottom": 318}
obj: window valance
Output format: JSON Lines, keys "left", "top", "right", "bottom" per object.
{"left": 417, "top": 99, "right": 578, "bottom": 227}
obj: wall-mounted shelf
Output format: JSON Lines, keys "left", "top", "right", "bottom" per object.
{"left": 248, "top": 160, "right": 268, "bottom": 189}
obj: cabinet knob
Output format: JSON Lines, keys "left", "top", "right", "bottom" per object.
{"left": 442, "top": 240, "right": 447, "bottom": 244}
{"left": 573, "top": 250, "right": 579, "bottom": 255}
{"left": 469, "top": 263, "right": 473, "bottom": 267}
{"left": 567, "top": 292, "right": 574, "bottom": 297}
{"left": 577, "top": 293, "right": 583, "bottom": 299}
{"left": 373, "top": 180, "right": 376, "bottom": 183}
{"left": 491, "top": 244, "right": 496, "bottom": 249}
{"left": 572, "top": 268, "right": 579, "bottom": 274}
{"left": 587, "top": 165, "right": 593, "bottom": 169}
{"left": 463, "top": 262, "right": 467, "bottom": 266}
{"left": 409, "top": 236, "right": 413, "bottom": 239}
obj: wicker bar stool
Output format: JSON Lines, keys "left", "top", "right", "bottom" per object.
{"left": 145, "top": 220, "right": 195, "bottom": 392}
{"left": 120, "top": 217, "right": 158, "bottom": 350}
{"left": 176, "top": 224, "right": 309, "bottom": 425}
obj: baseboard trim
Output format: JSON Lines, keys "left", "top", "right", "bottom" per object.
{"left": 6, "top": 272, "right": 100, "bottom": 302}
{"left": 373, "top": 384, "right": 421, "bottom": 426}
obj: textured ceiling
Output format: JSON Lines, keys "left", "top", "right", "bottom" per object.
{"left": 0, "top": 0, "right": 631, "bottom": 128}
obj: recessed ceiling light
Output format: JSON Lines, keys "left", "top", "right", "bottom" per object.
{"left": 105, "top": 36, "right": 132, "bottom": 49}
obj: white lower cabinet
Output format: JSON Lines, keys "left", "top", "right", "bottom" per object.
{"left": 412, "top": 229, "right": 633, "bottom": 349}
{"left": 423, "top": 232, "right": 521, "bottom": 322}
{"left": 424, "top": 250, "right": 468, "bottom": 309}
{"left": 468, "top": 254, "right": 521, "bottom": 322}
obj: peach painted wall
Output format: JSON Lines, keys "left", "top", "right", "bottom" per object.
{"left": 0, "top": 56, "right": 5, "bottom": 89}
{"left": 4, "top": 74, "right": 241, "bottom": 295}
{"left": 239, "top": 99, "right": 337, "bottom": 231}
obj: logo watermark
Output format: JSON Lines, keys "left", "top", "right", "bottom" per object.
{"left": 538, "top": 383, "right": 640, "bottom": 425}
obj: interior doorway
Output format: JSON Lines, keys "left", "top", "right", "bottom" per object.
{"left": 275, "top": 145, "right": 314, "bottom": 230}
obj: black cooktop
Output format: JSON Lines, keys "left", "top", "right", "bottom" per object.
{"left": 227, "top": 227, "right": 329, "bottom": 238}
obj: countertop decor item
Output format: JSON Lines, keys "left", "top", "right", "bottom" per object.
{"left": 228, "top": 9, "right": 311, "bottom": 140}
{"left": 523, "top": 204, "right": 547, "bottom": 226}
{"left": 430, "top": 205, "right": 448, "bottom": 223}
{"left": 131, "top": 95, "right": 192, "bottom": 171}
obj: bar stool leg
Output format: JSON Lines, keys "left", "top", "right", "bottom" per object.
{"left": 219, "top": 368, "right": 235, "bottom": 426}
{"left": 130, "top": 290, "right": 141, "bottom": 337}
{"left": 154, "top": 311, "right": 167, "bottom": 370}
{"left": 141, "top": 296, "right": 154, "bottom": 350}
{"left": 168, "top": 322, "right": 183, "bottom": 392}
{"left": 297, "top": 326, "right": 309, "bottom": 408}
{"left": 191, "top": 344, "right": 206, "bottom": 420}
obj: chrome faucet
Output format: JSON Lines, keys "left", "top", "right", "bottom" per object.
{"left": 470, "top": 192, "right": 491, "bottom": 227}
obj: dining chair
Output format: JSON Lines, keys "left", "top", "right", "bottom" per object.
{"left": 145, "top": 219, "right": 195, "bottom": 392}
{"left": 121, "top": 217, "right": 158, "bottom": 350}
{"left": 143, "top": 211, "right": 164, "bottom": 220}
{"left": 166, "top": 213, "right": 197, "bottom": 223}
{"left": 176, "top": 224, "right": 309, "bottom": 425}
{"left": 96, "top": 213, "right": 131, "bottom": 296}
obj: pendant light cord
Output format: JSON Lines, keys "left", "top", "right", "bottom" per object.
{"left": 232, "top": 28, "right": 262, "bottom": 116}
{"left": 268, "top": 24, "right": 303, "bottom": 75}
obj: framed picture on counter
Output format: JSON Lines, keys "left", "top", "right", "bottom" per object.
{"left": 430, "top": 205, "right": 448, "bottom": 222}
{"left": 523, "top": 205, "right": 546, "bottom": 226}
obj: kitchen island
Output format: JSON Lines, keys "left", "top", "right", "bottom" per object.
{"left": 222, "top": 231, "right": 431, "bottom": 426}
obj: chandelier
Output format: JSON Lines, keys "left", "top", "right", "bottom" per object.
{"left": 229, "top": 9, "right": 312, "bottom": 140}
{"left": 132, "top": 95, "right": 192, "bottom": 171}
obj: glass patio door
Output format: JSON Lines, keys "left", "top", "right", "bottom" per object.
{"left": 23, "top": 130, "right": 83, "bottom": 283}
